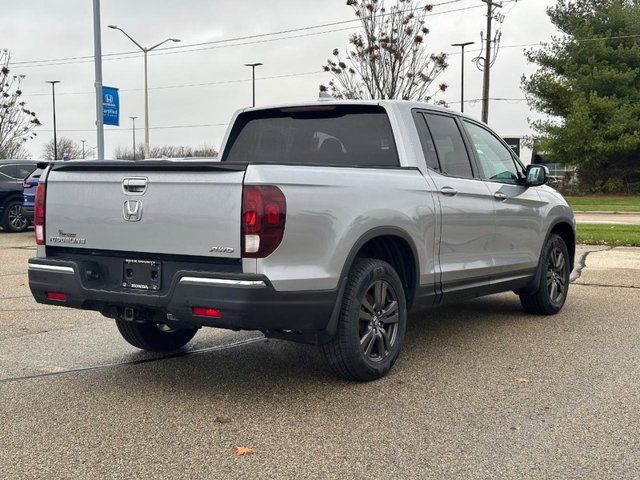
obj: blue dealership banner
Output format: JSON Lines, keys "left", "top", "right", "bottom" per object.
{"left": 103, "top": 86, "right": 119, "bottom": 126}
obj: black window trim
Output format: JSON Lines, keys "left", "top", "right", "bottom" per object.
{"left": 412, "top": 108, "right": 482, "bottom": 181}
{"left": 459, "top": 118, "right": 526, "bottom": 185}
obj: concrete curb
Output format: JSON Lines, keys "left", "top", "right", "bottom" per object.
{"left": 573, "top": 210, "right": 640, "bottom": 215}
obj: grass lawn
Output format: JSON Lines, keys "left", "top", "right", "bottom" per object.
{"left": 577, "top": 223, "right": 640, "bottom": 247}
{"left": 566, "top": 195, "right": 640, "bottom": 212}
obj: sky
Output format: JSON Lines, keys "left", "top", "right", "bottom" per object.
{"left": 1, "top": 0, "right": 559, "bottom": 159}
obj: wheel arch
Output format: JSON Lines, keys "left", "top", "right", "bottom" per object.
{"left": 546, "top": 218, "right": 576, "bottom": 270}
{"left": 339, "top": 227, "right": 420, "bottom": 310}
{"left": 1, "top": 192, "right": 24, "bottom": 209}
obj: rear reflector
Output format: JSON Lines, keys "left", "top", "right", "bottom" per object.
{"left": 192, "top": 307, "right": 221, "bottom": 318}
{"left": 46, "top": 292, "right": 67, "bottom": 302}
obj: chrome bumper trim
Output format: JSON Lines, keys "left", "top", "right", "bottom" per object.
{"left": 28, "top": 263, "right": 75, "bottom": 274}
{"left": 179, "top": 276, "right": 267, "bottom": 288}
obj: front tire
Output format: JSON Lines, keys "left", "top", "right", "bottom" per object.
{"left": 2, "top": 200, "right": 29, "bottom": 232}
{"left": 519, "top": 233, "right": 570, "bottom": 315}
{"left": 321, "top": 258, "right": 407, "bottom": 381}
{"left": 116, "top": 318, "right": 197, "bottom": 352}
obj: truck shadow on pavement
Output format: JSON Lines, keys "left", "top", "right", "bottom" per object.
{"left": 103, "top": 292, "right": 548, "bottom": 396}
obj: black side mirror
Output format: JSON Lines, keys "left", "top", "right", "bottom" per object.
{"left": 525, "top": 164, "right": 548, "bottom": 187}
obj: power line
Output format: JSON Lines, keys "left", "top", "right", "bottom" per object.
{"left": 22, "top": 70, "right": 325, "bottom": 97}
{"left": 446, "top": 32, "right": 640, "bottom": 57}
{"left": 14, "top": 1, "right": 483, "bottom": 69}
{"left": 38, "top": 98, "right": 530, "bottom": 132}
{"left": 449, "top": 97, "right": 526, "bottom": 104}
{"left": 38, "top": 123, "right": 229, "bottom": 133}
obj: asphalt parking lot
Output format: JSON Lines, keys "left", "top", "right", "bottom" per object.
{"left": 0, "top": 232, "right": 638, "bottom": 479}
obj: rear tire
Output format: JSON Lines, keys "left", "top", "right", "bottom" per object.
{"left": 116, "top": 318, "right": 197, "bottom": 352}
{"left": 519, "top": 233, "right": 570, "bottom": 315}
{"left": 2, "top": 199, "right": 29, "bottom": 232}
{"left": 321, "top": 258, "right": 407, "bottom": 381}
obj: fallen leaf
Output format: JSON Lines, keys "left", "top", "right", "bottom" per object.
{"left": 232, "top": 446, "right": 254, "bottom": 457}
{"left": 515, "top": 376, "right": 529, "bottom": 384}
{"left": 215, "top": 415, "right": 232, "bottom": 424}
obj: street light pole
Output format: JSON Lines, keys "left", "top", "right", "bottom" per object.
{"left": 81, "top": 139, "right": 86, "bottom": 159}
{"left": 45, "top": 81, "right": 60, "bottom": 160}
{"left": 244, "top": 63, "right": 263, "bottom": 107}
{"left": 108, "top": 25, "right": 180, "bottom": 159}
{"left": 130, "top": 116, "right": 138, "bottom": 160}
{"left": 451, "top": 42, "right": 474, "bottom": 113}
{"left": 92, "top": 0, "right": 105, "bottom": 160}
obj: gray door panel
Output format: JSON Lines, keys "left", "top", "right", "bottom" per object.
{"left": 416, "top": 112, "right": 495, "bottom": 289}
{"left": 428, "top": 173, "right": 495, "bottom": 285}
{"left": 483, "top": 182, "right": 544, "bottom": 274}
{"left": 461, "top": 119, "right": 543, "bottom": 278}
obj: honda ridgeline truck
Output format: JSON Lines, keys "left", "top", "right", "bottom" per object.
{"left": 28, "top": 100, "right": 575, "bottom": 381}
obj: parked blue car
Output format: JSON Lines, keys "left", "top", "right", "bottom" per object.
{"left": 22, "top": 168, "right": 42, "bottom": 224}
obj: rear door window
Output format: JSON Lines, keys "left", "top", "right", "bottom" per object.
{"left": 423, "top": 114, "right": 474, "bottom": 178}
{"left": 223, "top": 105, "right": 399, "bottom": 167}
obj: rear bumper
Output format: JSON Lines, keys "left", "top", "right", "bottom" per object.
{"left": 28, "top": 257, "right": 340, "bottom": 344}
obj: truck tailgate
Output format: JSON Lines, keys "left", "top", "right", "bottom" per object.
{"left": 44, "top": 162, "right": 245, "bottom": 258}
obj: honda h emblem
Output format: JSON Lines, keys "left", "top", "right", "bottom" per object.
{"left": 123, "top": 200, "right": 143, "bottom": 222}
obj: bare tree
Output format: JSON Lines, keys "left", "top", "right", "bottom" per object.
{"left": 321, "top": 0, "right": 448, "bottom": 101}
{"left": 113, "top": 144, "right": 218, "bottom": 160}
{"left": 42, "top": 137, "right": 83, "bottom": 160}
{"left": 0, "top": 50, "right": 40, "bottom": 158}
{"left": 113, "top": 144, "right": 146, "bottom": 161}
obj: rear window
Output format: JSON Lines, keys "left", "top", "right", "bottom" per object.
{"left": 222, "top": 105, "right": 399, "bottom": 167}
{"left": 17, "top": 164, "right": 37, "bottom": 180}
{"left": 27, "top": 168, "right": 43, "bottom": 181}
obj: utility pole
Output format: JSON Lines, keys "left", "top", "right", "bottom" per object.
{"left": 481, "top": 0, "right": 502, "bottom": 123}
{"left": 451, "top": 42, "right": 474, "bottom": 113}
{"left": 45, "top": 81, "right": 60, "bottom": 160}
{"left": 92, "top": 0, "right": 105, "bottom": 160}
{"left": 244, "top": 63, "right": 263, "bottom": 107}
{"left": 81, "top": 139, "right": 86, "bottom": 159}
{"left": 130, "top": 116, "right": 138, "bottom": 160}
{"left": 109, "top": 26, "right": 180, "bottom": 159}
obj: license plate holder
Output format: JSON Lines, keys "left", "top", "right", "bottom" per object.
{"left": 122, "top": 259, "right": 161, "bottom": 291}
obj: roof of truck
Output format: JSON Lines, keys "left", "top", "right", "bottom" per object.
{"left": 240, "top": 98, "right": 480, "bottom": 123}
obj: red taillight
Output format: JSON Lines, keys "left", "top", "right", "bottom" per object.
{"left": 241, "top": 185, "right": 286, "bottom": 258}
{"left": 192, "top": 307, "right": 221, "bottom": 318}
{"left": 46, "top": 292, "right": 67, "bottom": 302}
{"left": 34, "top": 182, "right": 46, "bottom": 245}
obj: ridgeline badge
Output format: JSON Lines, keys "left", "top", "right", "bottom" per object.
{"left": 49, "top": 230, "right": 86, "bottom": 245}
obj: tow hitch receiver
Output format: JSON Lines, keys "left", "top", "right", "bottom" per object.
{"left": 123, "top": 307, "right": 137, "bottom": 322}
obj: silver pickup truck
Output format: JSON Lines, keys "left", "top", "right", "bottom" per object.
{"left": 28, "top": 100, "right": 575, "bottom": 381}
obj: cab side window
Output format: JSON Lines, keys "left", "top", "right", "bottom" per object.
{"left": 423, "top": 114, "right": 474, "bottom": 178}
{"left": 463, "top": 121, "right": 522, "bottom": 185}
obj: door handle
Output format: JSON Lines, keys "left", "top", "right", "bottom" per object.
{"left": 440, "top": 186, "right": 458, "bottom": 197}
{"left": 122, "top": 177, "right": 148, "bottom": 195}
{"left": 494, "top": 192, "right": 507, "bottom": 201}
